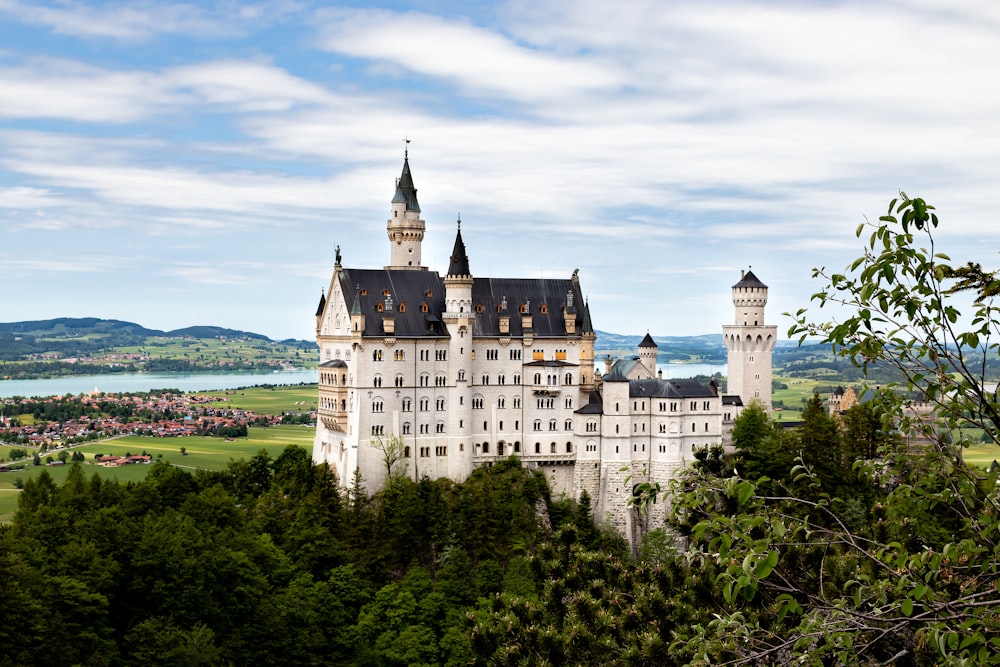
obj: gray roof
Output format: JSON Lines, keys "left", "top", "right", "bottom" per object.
{"left": 733, "top": 269, "right": 767, "bottom": 289}
{"left": 336, "top": 268, "right": 587, "bottom": 339}
{"left": 471, "top": 278, "right": 585, "bottom": 338}
{"left": 319, "top": 359, "right": 348, "bottom": 368}
{"left": 447, "top": 223, "right": 471, "bottom": 276}
{"left": 391, "top": 157, "right": 421, "bottom": 213}
{"left": 628, "top": 378, "right": 719, "bottom": 399}
{"left": 638, "top": 332, "right": 657, "bottom": 348}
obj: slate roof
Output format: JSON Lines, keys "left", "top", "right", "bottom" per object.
{"left": 576, "top": 391, "right": 604, "bottom": 415}
{"left": 315, "top": 292, "right": 326, "bottom": 317}
{"left": 628, "top": 378, "right": 719, "bottom": 399}
{"left": 471, "top": 278, "right": 585, "bottom": 338}
{"left": 638, "top": 332, "right": 657, "bottom": 348}
{"left": 733, "top": 270, "right": 767, "bottom": 289}
{"left": 722, "top": 395, "right": 744, "bottom": 406}
{"left": 336, "top": 269, "right": 586, "bottom": 339}
{"left": 319, "top": 359, "right": 348, "bottom": 368}
{"left": 447, "top": 223, "right": 471, "bottom": 276}
{"left": 391, "top": 157, "right": 421, "bottom": 212}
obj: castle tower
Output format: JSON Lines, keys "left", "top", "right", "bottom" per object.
{"left": 443, "top": 217, "right": 474, "bottom": 477}
{"left": 723, "top": 269, "right": 777, "bottom": 413}
{"left": 580, "top": 298, "right": 596, "bottom": 390}
{"left": 637, "top": 332, "right": 657, "bottom": 378}
{"left": 386, "top": 149, "right": 426, "bottom": 270}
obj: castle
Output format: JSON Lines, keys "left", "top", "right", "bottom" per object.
{"left": 312, "top": 153, "right": 776, "bottom": 533}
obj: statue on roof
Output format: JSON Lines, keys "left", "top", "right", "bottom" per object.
{"left": 335, "top": 245, "right": 342, "bottom": 266}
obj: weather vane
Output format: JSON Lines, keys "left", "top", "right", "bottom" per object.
{"left": 403, "top": 136, "right": 410, "bottom": 158}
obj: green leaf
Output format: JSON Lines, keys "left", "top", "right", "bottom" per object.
{"left": 900, "top": 598, "right": 913, "bottom": 616}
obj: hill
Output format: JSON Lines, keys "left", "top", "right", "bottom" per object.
{"left": 0, "top": 318, "right": 315, "bottom": 379}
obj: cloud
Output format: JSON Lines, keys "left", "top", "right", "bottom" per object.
{"left": 0, "top": 57, "right": 337, "bottom": 123}
{"left": 0, "top": 0, "right": 273, "bottom": 40}
{"left": 314, "top": 8, "right": 622, "bottom": 104}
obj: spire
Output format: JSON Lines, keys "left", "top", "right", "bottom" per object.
{"left": 315, "top": 288, "right": 326, "bottom": 316}
{"left": 391, "top": 152, "right": 421, "bottom": 212}
{"left": 351, "top": 284, "right": 363, "bottom": 315}
{"left": 582, "top": 298, "right": 594, "bottom": 334}
{"left": 447, "top": 215, "right": 471, "bottom": 276}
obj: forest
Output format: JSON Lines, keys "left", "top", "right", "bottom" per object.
{"left": 3, "top": 196, "right": 1000, "bottom": 665}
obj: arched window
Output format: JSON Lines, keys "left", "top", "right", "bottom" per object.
{"left": 398, "top": 302, "right": 406, "bottom": 313}
{"left": 421, "top": 302, "right": 429, "bottom": 313}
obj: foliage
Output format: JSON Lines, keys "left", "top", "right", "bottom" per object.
{"left": 659, "top": 195, "right": 1000, "bottom": 664}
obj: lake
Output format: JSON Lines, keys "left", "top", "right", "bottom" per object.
{"left": 0, "top": 363, "right": 726, "bottom": 399}
{"left": 0, "top": 369, "right": 318, "bottom": 398}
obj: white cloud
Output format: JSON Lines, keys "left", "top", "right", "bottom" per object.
{"left": 314, "top": 8, "right": 622, "bottom": 104}
{"left": 0, "top": 0, "right": 262, "bottom": 40}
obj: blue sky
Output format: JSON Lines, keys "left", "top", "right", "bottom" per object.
{"left": 2, "top": 0, "right": 999, "bottom": 342}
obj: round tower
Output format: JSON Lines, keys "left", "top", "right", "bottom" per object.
{"left": 722, "top": 269, "right": 777, "bottom": 413}
{"left": 637, "top": 332, "right": 658, "bottom": 378}
{"left": 386, "top": 149, "right": 427, "bottom": 270}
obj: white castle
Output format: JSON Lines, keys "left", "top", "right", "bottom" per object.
{"left": 313, "top": 153, "right": 776, "bottom": 534}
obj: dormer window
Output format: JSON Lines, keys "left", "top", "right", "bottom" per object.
{"left": 497, "top": 304, "right": 503, "bottom": 313}
{"left": 361, "top": 288, "right": 368, "bottom": 296}
{"left": 382, "top": 289, "right": 390, "bottom": 297}
{"left": 520, "top": 304, "right": 528, "bottom": 314}
{"left": 376, "top": 302, "right": 384, "bottom": 312}
{"left": 398, "top": 303, "right": 406, "bottom": 313}
{"left": 540, "top": 304, "right": 548, "bottom": 314}
{"left": 421, "top": 302, "right": 429, "bottom": 313}
{"left": 475, "top": 303, "right": 484, "bottom": 313}
{"left": 426, "top": 290, "right": 433, "bottom": 298}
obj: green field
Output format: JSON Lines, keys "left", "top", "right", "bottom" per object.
{"left": 196, "top": 384, "right": 318, "bottom": 413}
{"left": 115, "top": 337, "right": 316, "bottom": 368}
{"left": 0, "top": 424, "right": 316, "bottom": 523}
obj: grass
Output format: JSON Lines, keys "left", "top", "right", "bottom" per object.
{"left": 0, "top": 424, "right": 316, "bottom": 523}
{"left": 195, "top": 384, "right": 318, "bottom": 413}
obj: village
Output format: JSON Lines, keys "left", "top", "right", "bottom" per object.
{"left": 0, "top": 390, "right": 291, "bottom": 451}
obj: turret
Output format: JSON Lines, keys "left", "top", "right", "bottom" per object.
{"left": 732, "top": 269, "right": 768, "bottom": 326}
{"left": 350, "top": 285, "right": 365, "bottom": 336}
{"left": 444, "top": 217, "right": 473, "bottom": 319}
{"left": 386, "top": 149, "right": 426, "bottom": 270}
{"left": 580, "top": 298, "right": 596, "bottom": 390}
{"left": 723, "top": 268, "right": 777, "bottom": 413}
{"left": 315, "top": 289, "right": 326, "bottom": 334}
{"left": 637, "top": 332, "right": 657, "bottom": 378}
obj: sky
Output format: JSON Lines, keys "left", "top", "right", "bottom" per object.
{"left": 2, "top": 0, "right": 999, "bottom": 343}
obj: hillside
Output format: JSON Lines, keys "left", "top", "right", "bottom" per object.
{"left": 0, "top": 318, "right": 315, "bottom": 379}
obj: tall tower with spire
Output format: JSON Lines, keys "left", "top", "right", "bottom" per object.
{"left": 386, "top": 148, "right": 426, "bottom": 270}
{"left": 723, "top": 269, "right": 777, "bottom": 413}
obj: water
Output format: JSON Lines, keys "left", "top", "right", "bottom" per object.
{"left": 0, "top": 369, "right": 317, "bottom": 398}
{"left": 0, "top": 363, "right": 725, "bottom": 399}
{"left": 656, "top": 363, "right": 725, "bottom": 379}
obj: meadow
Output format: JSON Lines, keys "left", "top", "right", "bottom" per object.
{"left": 0, "top": 424, "right": 315, "bottom": 523}
{"left": 196, "top": 383, "right": 318, "bottom": 413}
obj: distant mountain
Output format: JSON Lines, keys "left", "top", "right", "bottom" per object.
{"left": 0, "top": 318, "right": 310, "bottom": 361}
{"left": 165, "top": 325, "right": 269, "bottom": 341}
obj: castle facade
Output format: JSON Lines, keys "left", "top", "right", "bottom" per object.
{"left": 312, "top": 154, "right": 774, "bottom": 533}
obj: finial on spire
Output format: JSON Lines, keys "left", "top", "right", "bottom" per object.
{"left": 403, "top": 136, "right": 410, "bottom": 159}
{"left": 457, "top": 213, "right": 461, "bottom": 231}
